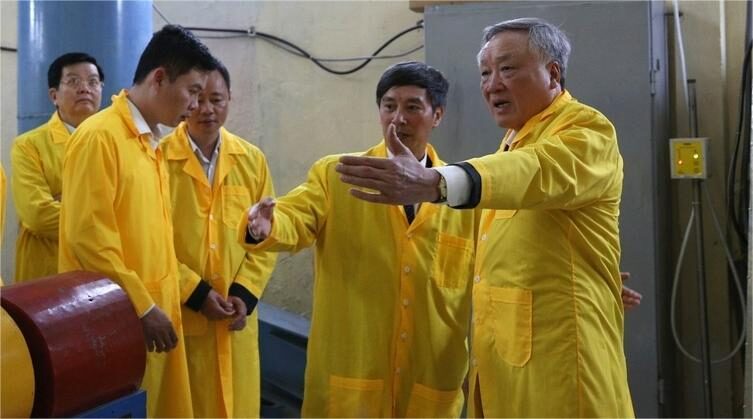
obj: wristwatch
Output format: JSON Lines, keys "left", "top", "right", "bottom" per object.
{"left": 433, "top": 172, "right": 448, "bottom": 204}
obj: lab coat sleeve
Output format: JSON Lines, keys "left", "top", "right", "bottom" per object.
{"left": 239, "top": 157, "right": 331, "bottom": 254}
{"left": 465, "top": 110, "right": 622, "bottom": 211}
{"left": 178, "top": 261, "right": 205, "bottom": 306}
{"left": 232, "top": 154, "right": 278, "bottom": 306}
{"left": 11, "top": 140, "right": 61, "bottom": 239}
{"left": 61, "top": 132, "right": 155, "bottom": 316}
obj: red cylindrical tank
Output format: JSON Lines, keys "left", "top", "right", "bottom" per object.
{"left": 1, "top": 271, "right": 146, "bottom": 417}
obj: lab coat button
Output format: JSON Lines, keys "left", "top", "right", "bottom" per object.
{"left": 473, "top": 275, "right": 481, "bottom": 283}
{"left": 403, "top": 266, "right": 411, "bottom": 273}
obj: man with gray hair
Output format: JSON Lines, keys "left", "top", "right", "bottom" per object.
{"left": 336, "top": 18, "right": 634, "bottom": 417}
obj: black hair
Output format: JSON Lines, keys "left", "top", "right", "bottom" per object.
{"left": 215, "top": 60, "right": 231, "bottom": 90}
{"left": 133, "top": 24, "right": 217, "bottom": 84}
{"left": 375, "top": 61, "right": 449, "bottom": 110}
{"left": 47, "top": 52, "right": 105, "bottom": 89}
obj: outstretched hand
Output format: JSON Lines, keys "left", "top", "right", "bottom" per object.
{"left": 248, "top": 197, "right": 276, "bottom": 241}
{"left": 336, "top": 123, "right": 440, "bottom": 205}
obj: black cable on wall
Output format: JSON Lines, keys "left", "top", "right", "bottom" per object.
{"left": 184, "top": 21, "right": 424, "bottom": 75}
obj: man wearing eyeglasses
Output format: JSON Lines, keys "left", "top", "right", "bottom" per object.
{"left": 10, "top": 52, "right": 104, "bottom": 282}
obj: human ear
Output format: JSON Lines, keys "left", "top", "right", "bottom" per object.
{"left": 48, "top": 88, "right": 58, "bottom": 106}
{"left": 548, "top": 61, "right": 562, "bottom": 88}
{"left": 432, "top": 106, "right": 444, "bottom": 128}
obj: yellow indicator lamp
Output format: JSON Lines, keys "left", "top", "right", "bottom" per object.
{"left": 670, "top": 138, "right": 709, "bottom": 179}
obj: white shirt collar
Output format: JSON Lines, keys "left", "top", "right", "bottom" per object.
{"left": 63, "top": 121, "right": 75, "bottom": 134}
{"left": 187, "top": 131, "right": 222, "bottom": 164}
{"left": 125, "top": 97, "right": 166, "bottom": 149}
{"left": 387, "top": 148, "right": 428, "bottom": 168}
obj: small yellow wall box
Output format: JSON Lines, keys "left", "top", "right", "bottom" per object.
{"left": 669, "top": 137, "right": 709, "bottom": 179}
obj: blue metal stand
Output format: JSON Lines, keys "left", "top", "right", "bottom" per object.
{"left": 75, "top": 389, "right": 146, "bottom": 418}
{"left": 258, "top": 302, "right": 310, "bottom": 418}
{"left": 17, "top": 1, "right": 153, "bottom": 133}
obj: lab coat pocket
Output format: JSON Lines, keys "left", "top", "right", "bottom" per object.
{"left": 327, "top": 375, "right": 383, "bottom": 417}
{"left": 489, "top": 286, "right": 532, "bottom": 367}
{"left": 432, "top": 233, "right": 474, "bottom": 289}
{"left": 494, "top": 209, "right": 518, "bottom": 219}
{"left": 222, "top": 185, "right": 251, "bottom": 228}
{"left": 405, "top": 383, "right": 463, "bottom": 418}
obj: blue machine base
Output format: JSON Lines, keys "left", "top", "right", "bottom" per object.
{"left": 75, "top": 389, "right": 146, "bottom": 418}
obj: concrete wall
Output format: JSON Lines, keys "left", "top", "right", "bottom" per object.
{"left": 1, "top": 0, "right": 18, "bottom": 282}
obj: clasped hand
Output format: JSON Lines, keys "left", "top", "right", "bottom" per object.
{"left": 202, "top": 289, "right": 248, "bottom": 331}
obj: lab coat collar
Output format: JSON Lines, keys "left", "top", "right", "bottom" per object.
{"left": 502, "top": 90, "right": 573, "bottom": 151}
{"left": 48, "top": 111, "right": 72, "bottom": 144}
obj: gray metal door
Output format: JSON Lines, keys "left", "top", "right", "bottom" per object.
{"left": 424, "top": 2, "right": 670, "bottom": 416}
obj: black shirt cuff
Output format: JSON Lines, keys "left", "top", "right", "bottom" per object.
{"left": 451, "top": 162, "right": 482, "bottom": 209}
{"left": 229, "top": 283, "right": 259, "bottom": 316}
{"left": 185, "top": 280, "right": 213, "bottom": 311}
{"left": 245, "top": 229, "right": 262, "bottom": 244}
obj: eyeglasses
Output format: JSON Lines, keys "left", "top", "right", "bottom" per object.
{"left": 60, "top": 77, "right": 103, "bottom": 90}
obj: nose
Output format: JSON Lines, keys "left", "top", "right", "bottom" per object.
{"left": 197, "top": 100, "right": 212, "bottom": 115}
{"left": 76, "top": 83, "right": 92, "bottom": 94}
{"left": 391, "top": 110, "right": 407, "bottom": 125}
{"left": 483, "top": 71, "right": 505, "bottom": 95}
{"left": 187, "top": 97, "right": 199, "bottom": 112}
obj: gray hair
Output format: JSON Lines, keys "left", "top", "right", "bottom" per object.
{"left": 478, "top": 17, "right": 571, "bottom": 83}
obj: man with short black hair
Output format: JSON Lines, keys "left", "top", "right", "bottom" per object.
{"left": 11, "top": 52, "right": 104, "bottom": 282}
{"left": 163, "top": 62, "right": 277, "bottom": 418}
{"left": 59, "top": 25, "right": 217, "bottom": 417}
{"left": 245, "top": 61, "right": 477, "bottom": 417}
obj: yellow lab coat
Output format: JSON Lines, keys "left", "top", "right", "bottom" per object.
{"left": 10, "top": 112, "right": 69, "bottom": 282}
{"left": 163, "top": 123, "right": 277, "bottom": 418}
{"left": 59, "top": 90, "right": 194, "bottom": 418}
{"left": 464, "top": 91, "right": 634, "bottom": 417}
{"left": 243, "top": 142, "right": 477, "bottom": 417}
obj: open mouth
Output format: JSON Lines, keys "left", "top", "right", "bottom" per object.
{"left": 492, "top": 99, "right": 510, "bottom": 109}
